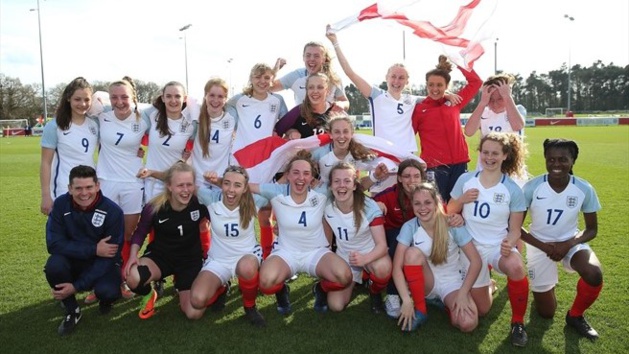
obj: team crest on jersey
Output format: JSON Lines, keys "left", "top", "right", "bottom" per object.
{"left": 403, "top": 97, "right": 413, "bottom": 105}
{"left": 222, "top": 120, "right": 231, "bottom": 129}
{"left": 309, "top": 197, "right": 319, "bottom": 207}
{"left": 493, "top": 193, "right": 506, "bottom": 204}
{"left": 89, "top": 126, "right": 97, "bottom": 135}
{"left": 270, "top": 104, "right": 277, "bottom": 113}
{"left": 566, "top": 196, "right": 579, "bottom": 208}
{"left": 92, "top": 211, "right": 107, "bottom": 227}
{"left": 190, "top": 210, "right": 200, "bottom": 221}
{"left": 180, "top": 119, "right": 190, "bottom": 133}
{"left": 132, "top": 123, "right": 140, "bottom": 133}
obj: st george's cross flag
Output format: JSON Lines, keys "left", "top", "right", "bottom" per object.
{"left": 328, "top": 0, "right": 497, "bottom": 70}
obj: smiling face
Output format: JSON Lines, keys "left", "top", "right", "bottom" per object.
{"left": 287, "top": 160, "right": 314, "bottom": 200}
{"left": 109, "top": 84, "right": 133, "bottom": 119}
{"left": 398, "top": 166, "right": 423, "bottom": 195}
{"left": 162, "top": 84, "right": 186, "bottom": 118}
{"left": 480, "top": 139, "right": 508, "bottom": 172}
{"left": 69, "top": 177, "right": 100, "bottom": 210}
{"left": 167, "top": 171, "right": 195, "bottom": 211}
{"left": 412, "top": 188, "right": 437, "bottom": 223}
{"left": 386, "top": 65, "right": 409, "bottom": 96}
{"left": 426, "top": 75, "right": 447, "bottom": 100}
{"left": 545, "top": 147, "right": 574, "bottom": 181}
{"left": 330, "top": 119, "right": 353, "bottom": 151}
{"left": 205, "top": 85, "right": 227, "bottom": 117}
{"left": 221, "top": 171, "right": 247, "bottom": 210}
{"left": 330, "top": 167, "right": 356, "bottom": 204}
{"left": 306, "top": 75, "right": 329, "bottom": 106}
{"left": 303, "top": 45, "right": 325, "bottom": 75}
{"left": 69, "top": 88, "right": 92, "bottom": 119}
{"left": 251, "top": 69, "right": 273, "bottom": 98}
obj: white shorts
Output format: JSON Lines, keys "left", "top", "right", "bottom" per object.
{"left": 460, "top": 241, "right": 520, "bottom": 288}
{"left": 143, "top": 178, "right": 165, "bottom": 203}
{"left": 526, "top": 243, "right": 591, "bottom": 293}
{"left": 201, "top": 247, "right": 262, "bottom": 284}
{"left": 269, "top": 246, "right": 331, "bottom": 278}
{"left": 99, "top": 179, "right": 144, "bottom": 214}
{"left": 426, "top": 267, "right": 464, "bottom": 301}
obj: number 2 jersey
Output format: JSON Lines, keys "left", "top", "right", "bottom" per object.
{"left": 451, "top": 171, "right": 526, "bottom": 245}
{"left": 523, "top": 174, "right": 600, "bottom": 243}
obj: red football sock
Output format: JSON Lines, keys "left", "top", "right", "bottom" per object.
{"left": 260, "top": 226, "right": 274, "bottom": 260}
{"left": 320, "top": 280, "right": 347, "bottom": 293}
{"left": 569, "top": 278, "right": 603, "bottom": 317}
{"left": 199, "top": 220, "right": 211, "bottom": 259}
{"left": 205, "top": 284, "right": 227, "bottom": 307}
{"left": 121, "top": 240, "right": 131, "bottom": 269}
{"left": 507, "top": 277, "right": 529, "bottom": 323}
{"left": 369, "top": 273, "right": 391, "bottom": 295}
{"left": 403, "top": 265, "right": 427, "bottom": 313}
{"left": 259, "top": 282, "right": 284, "bottom": 295}
{"left": 239, "top": 273, "right": 259, "bottom": 308}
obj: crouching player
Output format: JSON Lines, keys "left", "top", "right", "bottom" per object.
{"left": 521, "top": 138, "right": 603, "bottom": 340}
{"left": 124, "top": 162, "right": 209, "bottom": 320}
{"left": 392, "top": 183, "right": 481, "bottom": 332}
{"left": 192, "top": 166, "right": 268, "bottom": 327}
{"left": 323, "top": 163, "right": 391, "bottom": 313}
{"left": 44, "top": 165, "right": 124, "bottom": 335}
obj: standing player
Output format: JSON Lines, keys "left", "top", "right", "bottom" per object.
{"left": 323, "top": 163, "right": 391, "bottom": 313}
{"left": 464, "top": 73, "right": 527, "bottom": 182}
{"left": 270, "top": 41, "right": 348, "bottom": 110}
{"left": 190, "top": 78, "right": 237, "bottom": 190}
{"left": 40, "top": 77, "right": 99, "bottom": 215}
{"left": 192, "top": 166, "right": 268, "bottom": 327}
{"left": 448, "top": 132, "right": 529, "bottom": 347}
{"left": 250, "top": 151, "right": 352, "bottom": 314}
{"left": 412, "top": 55, "right": 482, "bottom": 202}
{"left": 393, "top": 183, "right": 481, "bottom": 332}
{"left": 228, "top": 63, "right": 288, "bottom": 260}
{"left": 141, "top": 81, "right": 196, "bottom": 201}
{"left": 96, "top": 77, "right": 149, "bottom": 299}
{"left": 124, "top": 162, "right": 209, "bottom": 320}
{"left": 44, "top": 165, "right": 124, "bottom": 335}
{"left": 521, "top": 138, "right": 603, "bottom": 340}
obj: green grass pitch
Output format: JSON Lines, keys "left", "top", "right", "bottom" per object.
{"left": 0, "top": 126, "right": 627, "bottom": 353}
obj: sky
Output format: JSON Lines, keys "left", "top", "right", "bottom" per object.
{"left": 1, "top": 0, "right": 628, "bottom": 108}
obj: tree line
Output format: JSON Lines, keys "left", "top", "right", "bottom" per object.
{"left": 0, "top": 60, "right": 627, "bottom": 122}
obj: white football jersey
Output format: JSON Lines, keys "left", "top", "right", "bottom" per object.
{"left": 41, "top": 118, "right": 99, "bottom": 198}
{"left": 324, "top": 197, "right": 383, "bottom": 260}
{"left": 398, "top": 219, "right": 472, "bottom": 278}
{"left": 369, "top": 86, "right": 422, "bottom": 153}
{"left": 190, "top": 107, "right": 237, "bottom": 189}
{"left": 259, "top": 183, "right": 329, "bottom": 252}
{"left": 96, "top": 111, "right": 149, "bottom": 182}
{"left": 228, "top": 93, "right": 288, "bottom": 152}
{"left": 451, "top": 172, "right": 526, "bottom": 245}
{"left": 278, "top": 68, "right": 344, "bottom": 105}
{"left": 524, "top": 174, "right": 601, "bottom": 243}
{"left": 144, "top": 108, "right": 196, "bottom": 171}
{"left": 312, "top": 144, "right": 356, "bottom": 184}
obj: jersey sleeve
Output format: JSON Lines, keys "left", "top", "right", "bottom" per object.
{"left": 516, "top": 104, "right": 527, "bottom": 118}
{"left": 197, "top": 187, "right": 221, "bottom": 206}
{"left": 41, "top": 120, "right": 59, "bottom": 149}
{"left": 506, "top": 179, "right": 527, "bottom": 212}
{"left": 396, "top": 218, "right": 417, "bottom": 246}
{"left": 253, "top": 193, "right": 270, "bottom": 210}
{"left": 576, "top": 177, "right": 602, "bottom": 213}
{"left": 522, "top": 176, "right": 543, "bottom": 207}
{"left": 130, "top": 204, "right": 155, "bottom": 247}
{"left": 365, "top": 198, "right": 384, "bottom": 222}
{"left": 450, "top": 226, "right": 473, "bottom": 247}
{"left": 450, "top": 172, "right": 472, "bottom": 200}
{"left": 278, "top": 69, "right": 301, "bottom": 90}
{"left": 259, "top": 183, "right": 286, "bottom": 200}
{"left": 275, "top": 94, "right": 289, "bottom": 118}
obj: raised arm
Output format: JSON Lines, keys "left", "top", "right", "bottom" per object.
{"left": 326, "top": 26, "right": 371, "bottom": 99}
{"left": 464, "top": 85, "right": 491, "bottom": 136}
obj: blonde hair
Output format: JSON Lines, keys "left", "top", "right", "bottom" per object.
{"left": 411, "top": 183, "right": 449, "bottom": 265}
{"left": 109, "top": 76, "right": 141, "bottom": 121}
{"left": 303, "top": 41, "right": 341, "bottom": 88}
{"left": 197, "top": 78, "right": 229, "bottom": 158}
{"left": 149, "top": 161, "right": 195, "bottom": 214}
{"left": 222, "top": 166, "right": 256, "bottom": 230}
{"left": 243, "top": 63, "right": 274, "bottom": 97}
{"left": 327, "top": 114, "right": 376, "bottom": 161}
{"left": 479, "top": 132, "right": 528, "bottom": 179}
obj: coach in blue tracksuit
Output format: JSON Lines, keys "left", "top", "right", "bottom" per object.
{"left": 44, "top": 165, "right": 124, "bottom": 336}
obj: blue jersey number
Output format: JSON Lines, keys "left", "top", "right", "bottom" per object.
{"left": 115, "top": 132, "right": 124, "bottom": 145}
{"left": 211, "top": 130, "right": 220, "bottom": 144}
{"left": 488, "top": 126, "right": 502, "bottom": 132}
{"left": 162, "top": 135, "right": 171, "bottom": 146}
{"left": 397, "top": 103, "right": 404, "bottom": 115}
{"left": 298, "top": 211, "right": 307, "bottom": 227}
{"left": 336, "top": 227, "right": 349, "bottom": 241}
{"left": 254, "top": 115, "right": 262, "bottom": 129}
{"left": 545, "top": 209, "right": 564, "bottom": 225}
{"left": 473, "top": 201, "right": 491, "bottom": 219}
{"left": 224, "top": 223, "right": 239, "bottom": 237}
{"left": 81, "top": 138, "right": 89, "bottom": 153}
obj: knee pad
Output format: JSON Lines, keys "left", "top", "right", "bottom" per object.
{"left": 130, "top": 265, "right": 152, "bottom": 296}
